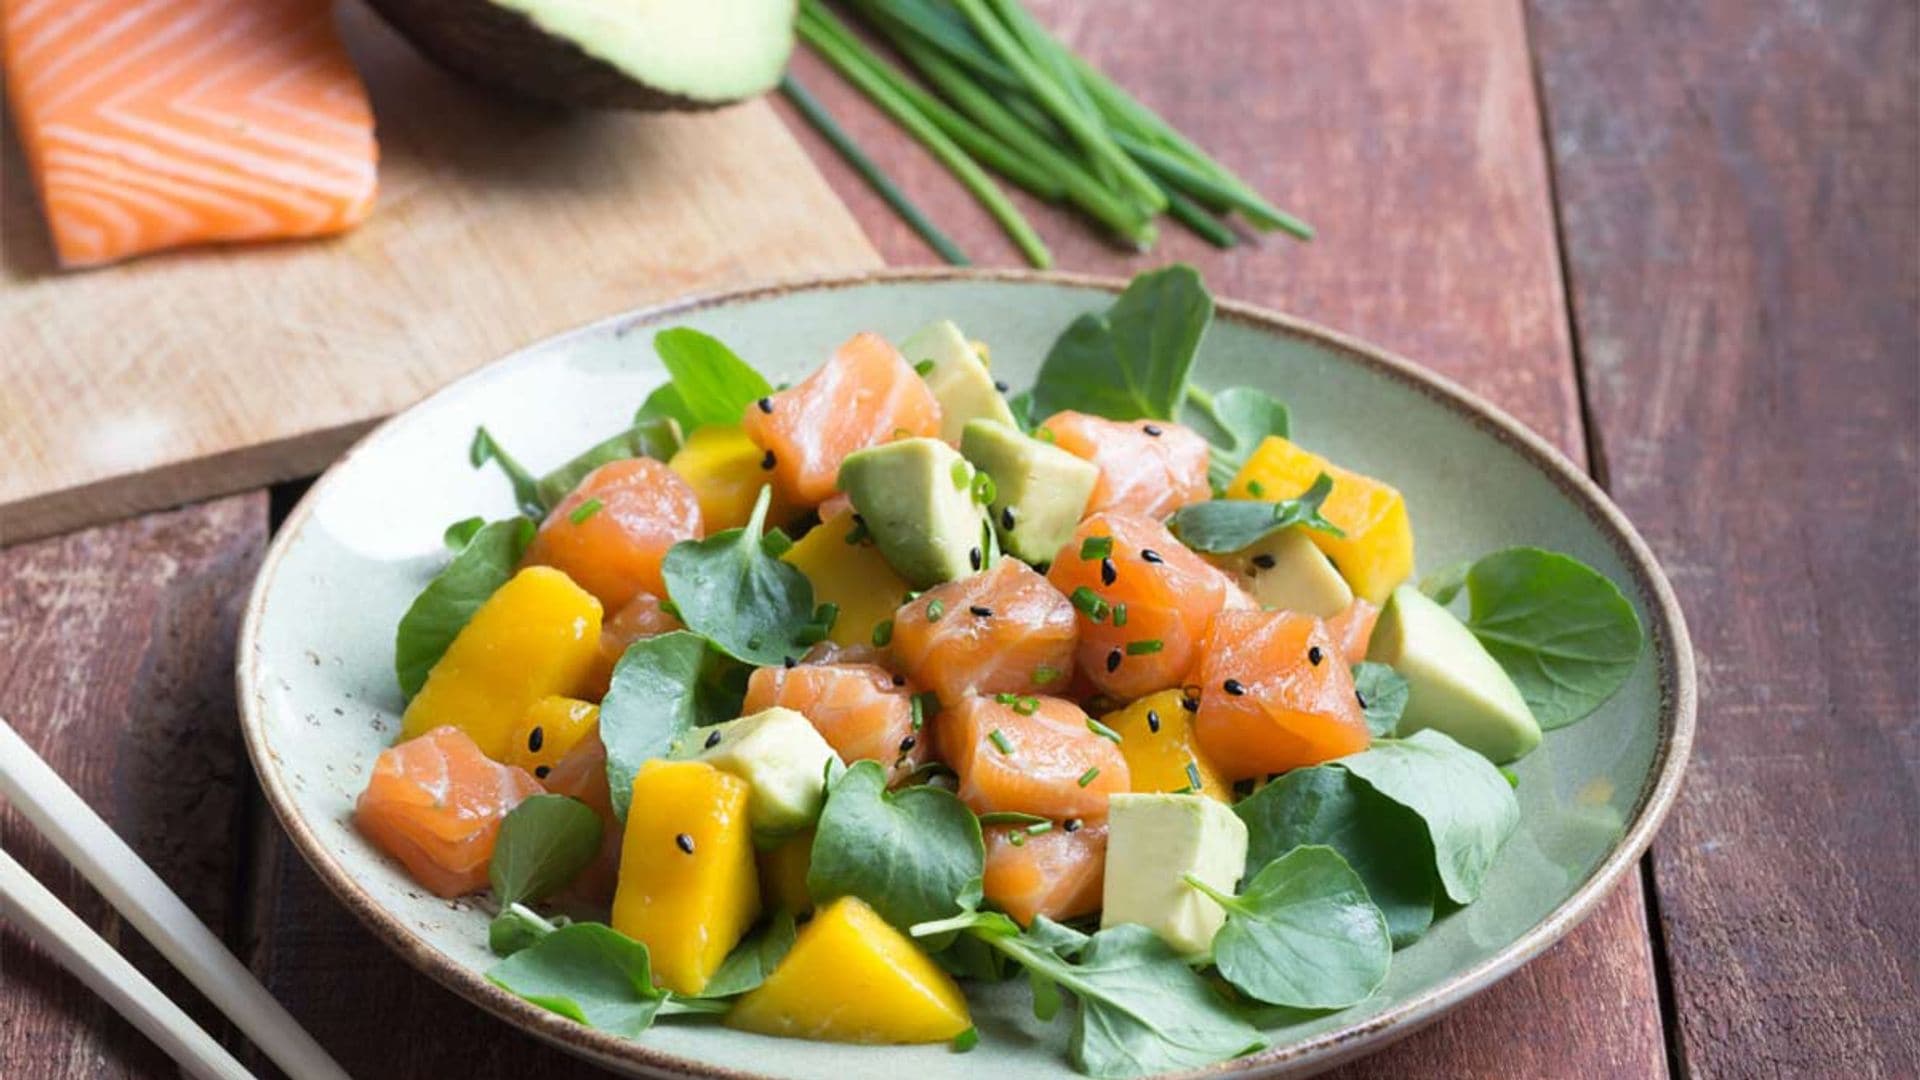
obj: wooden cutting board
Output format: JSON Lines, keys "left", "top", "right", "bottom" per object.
{"left": 0, "top": 2, "right": 879, "bottom": 545}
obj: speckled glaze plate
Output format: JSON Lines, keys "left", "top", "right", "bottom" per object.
{"left": 238, "top": 269, "right": 1694, "bottom": 1079}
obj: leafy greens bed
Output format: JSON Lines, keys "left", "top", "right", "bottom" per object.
{"left": 369, "top": 266, "right": 1645, "bottom": 1078}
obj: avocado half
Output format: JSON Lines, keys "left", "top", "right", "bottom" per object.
{"left": 367, "top": 0, "right": 797, "bottom": 110}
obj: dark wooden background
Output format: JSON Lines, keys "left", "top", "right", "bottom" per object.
{"left": 4, "top": 1, "right": 1914, "bottom": 1077}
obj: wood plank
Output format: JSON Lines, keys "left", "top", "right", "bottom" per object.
{"left": 1528, "top": 1, "right": 1919, "bottom": 1075}
{"left": 0, "top": 496, "right": 268, "bottom": 1077}
{"left": 783, "top": 3, "right": 1666, "bottom": 1076}
{"left": 0, "top": 1, "right": 879, "bottom": 547}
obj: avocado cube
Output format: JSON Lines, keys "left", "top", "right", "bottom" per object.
{"left": 1367, "top": 585, "right": 1541, "bottom": 763}
{"left": 838, "top": 438, "right": 990, "bottom": 589}
{"left": 1100, "top": 793, "right": 1248, "bottom": 958}
{"left": 1208, "top": 528, "right": 1354, "bottom": 617}
{"left": 902, "top": 320, "right": 1018, "bottom": 442}
{"left": 960, "top": 419, "right": 1098, "bottom": 566}
{"left": 689, "top": 707, "right": 842, "bottom": 840}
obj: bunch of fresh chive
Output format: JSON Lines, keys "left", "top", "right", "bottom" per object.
{"left": 781, "top": 0, "right": 1310, "bottom": 267}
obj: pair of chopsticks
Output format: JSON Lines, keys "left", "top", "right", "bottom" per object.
{"left": 0, "top": 717, "right": 350, "bottom": 1080}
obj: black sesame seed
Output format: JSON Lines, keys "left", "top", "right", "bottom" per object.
{"left": 969, "top": 546, "right": 983, "bottom": 571}
{"left": 674, "top": 833, "right": 696, "bottom": 854}
{"left": 994, "top": 379, "right": 1010, "bottom": 393}
{"left": 1223, "top": 678, "right": 1247, "bottom": 696}
{"left": 1106, "top": 648, "right": 1123, "bottom": 673}
{"left": 1181, "top": 695, "right": 1200, "bottom": 712}
{"left": 527, "top": 726, "right": 545, "bottom": 752}
{"left": 1140, "top": 549, "right": 1164, "bottom": 564}
{"left": 704, "top": 729, "right": 723, "bottom": 749}
{"left": 1355, "top": 690, "right": 1369, "bottom": 709}
{"left": 1251, "top": 553, "right": 1277, "bottom": 570}
{"left": 1000, "top": 506, "right": 1017, "bottom": 531}
{"left": 899, "top": 734, "right": 918, "bottom": 753}
{"left": 1308, "top": 646, "right": 1324, "bottom": 666}
{"left": 1064, "top": 818, "right": 1083, "bottom": 833}
{"left": 782, "top": 656, "right": 797, "bottom": 669}
{"left": 760, "top": 449, "right": 776, "bottom": 470}
{"left": 1100, "top": 557, "right": 1118, "bottom": 586}
{"left": 1146, "top": 709, "right": 1162, "bottom": 733}
{"left": 535, "top": 765, "right": 551, "bottom": 779}
{"left": 852, "top": 513, "right": 866, "bottom": 526}
{"left": 969, "top": 605, "right": 993, "bottom": 617}
{"left": 892, "top": 674, "right": 908, "bottom": 687}
{"left": 1143, "top": 423, "right": 1163, "bottom": 437}
{"left": 756, "top": 396, "right": 773, "bottom": 414}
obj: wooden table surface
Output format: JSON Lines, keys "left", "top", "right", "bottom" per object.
{"left": 3, "top": 2, "right": 1914, "bottom": 1077}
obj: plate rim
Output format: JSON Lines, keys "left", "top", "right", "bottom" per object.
{"left": 236, "top": 265, "right": 1696, "bottom": 1079}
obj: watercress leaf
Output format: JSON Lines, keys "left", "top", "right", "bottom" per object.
{"left": 1028, "top": 915, "right": 1093, "bottom": 960}
{"left": 1188, "top": 846, "right": 1391, "bottom": 1010}
{"left": 490, "top": 795, "right": 603, "bottom": 908}
{"left": 532, "top": 417, "right": 683, "bottom": 510}
{"left": 393, "top": 517, "right": 535, "bottom": 699}
{"left": 1336, "top": 730, "right": 1520, "bottom": 904}
{"left": 1235, "top": 765, "right": 1435, "bottom": 947}
{"left": 1351, "top": 662, "right": 1411, "bottom": 737}
{"left": 1463, "top": 547, "right": 1644, "bottom": 729}
{"left": 485, "top": 922, "right": 666, "bottom": 1037}
{"left": 1165, "top": 474, "right": 1344, "bottom": 553}
{"left": 489, "top": 904, "right": 565, "bottom": 957}
{"left": 635, "top": 383, "right": 697, "bottom": 431}
{"left": 1046, "top": 925, "right": 1264, "bottom": 1079}
{"left": 1028, "top": 264, "right": 1214, "bottom": 422}
{"left": 1419, "top": 560, "right": 1472, "bottom": 606}
{"left": 599, "top": 630, "right": 742, "bottom": 821}
{"left": 662, "top": 486, "right": 823, "bottom": 666}
{"left": 1185, "top": 386, "right": 1289, "bottom": 491}
{"left": 808, "top": 760, "right": 985, "bottom": 931}
{"left": 443, "top": 516, "right": 485, "bottom": 550}
{"left": 469, "top": 426, "right": 545, "bottom": 518}
{"left": 653, "top": 327, "right": 773, "bottom": 429}
{"left": 698, "top": 911, "right": 797, "bottom": 998}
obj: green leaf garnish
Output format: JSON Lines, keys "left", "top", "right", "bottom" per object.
{"left": 469, "top": 426, "right": 544, "bottom": 518}
{"left": 442, "top": 516, "right": 485, "bottom": 550}
{"left": 807, "top": 760, "right": 985, "bottom": 932}
{"left": 598, "top": 631, "right": 741, "bottom": 821}
{"left": 489, "top": 795, "right": 603, "bottom": 909}
{"left": 1350, "top": 662, "right": 1411, "bottom": 737}
{"left": 697, "top": 912, "right": 798, "bottom": 998}
{"left": 1027, "top": 264, "right": 1214, "bottom": 422}
{"left": 1164, "top": 473, "right": 1344, "bottom": 553}
{"left": 1183, "top": 384, "right": 1290, "bottom": 491}
{"left": 644, "top": 328, "right": 774, "bottom": 431}
{"left": 661, "top": 486, "right": 826, "bottom": 667}
{"left": 393, "top": 517, "right": 535, "bottom": 700}
{"left": 533, "top": 417, "right": 683, "bottom": 511}
{"left": 1461, "top": 547, "right": 1644, "bottom": 729}
{"left": 1182, "top": 846, "right": 1390, "bottom": 1009}
{"left": 1335, "top": 730, "right": 1520, "bottom": 905}
{"left": 486, "top": 923, "right": 668, "bottom": 1037}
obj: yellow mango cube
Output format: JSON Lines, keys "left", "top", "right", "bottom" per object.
{"left": 727, "top": 896, "right": 971, "bottom": 1044}
{"left": 401, "top": 566, "right": 603, "bottom": 760}
{"left": 781, "top": 509, "right": 910, "bottom": 648}
{"left": 756, "top": 828, "right": 814, "bottom": 916}
{"left": 503, "top": 696, "right": 599, "bottom": 781}
{"left": 612, "top": 760, "right": 759, "bottom": 995}
{"left": 669, "top": 425, "right": 799, "bottom": 533}
{"left": 1102, "top": 690, "right": 1231, "bottom": 802}
{"left": 1227, "top": 436, "right": 1414, "bottom": 604}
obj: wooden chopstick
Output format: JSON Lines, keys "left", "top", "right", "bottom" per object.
{"left": 0, "top": 717, "right": 350, "bottom": 1080}
{"left": 0, "top": 847, "right": 256, "bottom": 1080}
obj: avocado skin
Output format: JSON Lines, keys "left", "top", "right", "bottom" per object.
{"left": 366, "top": 0, "right": 738, "bottom": 110}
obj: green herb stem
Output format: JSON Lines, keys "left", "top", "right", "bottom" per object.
{"left": 797, "top": 4, "right": 1053, "bottom": 268}
{"left": 1115, "top": 132, "right": 1312, "bottom": 241}
{"left": 1160, "top": 183, "right": 1238, "bottom": 248}
{"left": 1179, "top": 872, "right": 1250, "bottom": 916}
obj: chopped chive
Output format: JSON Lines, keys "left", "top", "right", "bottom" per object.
{"left": 972, "top": 470, "right": 997, "bottom": 504}
{"left": 1069, "top": 586, "right": 1109, "bottom": 621}
{"left": 927, "top": 599, "right": 946, "bottom": 621}
{"left": 912, "top": 691, "right": 942, "bottom": 728}
{"left": 1077, "top": 766, "right": 1101, "bottom": 787}
{"left": 1501, "top": 767, "right": 1520, "bottom": 788}
{"left": 1247, "top": 480, "right": 1267, "bottom": 497}
{"left": 978, "top": 810, "right": 1049, "bottom": 826}
{"left": 1033, "top": 426, "right": 1056, "bottom": 443}
{"left": 1025, "top": 821, "right": 1053, "bottom": 836}
{"left": 1008, "top": 830, "right": 1027, "bottom": 846}
{"left": 1079, "top": 535, "right": 1113, "bottom": 560}
{"left": 1012, "top": 695, "right": 1039, "bottom": 716}
{"left": 872, "top": 619, "right": 895, "bottom": 647}
{"left": 567, "top": 498, "right": 604, "bottom": 525}
{"left": 953, "top": 1027, "right": 980, "bottom": 1053}
{"left": 1086, "top": 717, "right": 1123, "bottom": 743}
{"left": 989, "top": 729, "right": 1015, "bottom": 754}
{"left": 1033, "top": 664, "right": 1061, "bottom": 685}
{"left": 1185, "top": 761, "right": 1204, "bottom": 790}
{"left": 1113, "top": 602, "right": 1128, "bottom": 627}
{"left": 915, "top": 358, "right": 936, "bottom": 376}
{"left": 910, "top": 694, "right": 926, "bottom": 730}
{"left": 951, "top": 459, "right": 972, "bottom": 490}
{"left": 1125, "top": 639, "right": 1164, "bottom": 656}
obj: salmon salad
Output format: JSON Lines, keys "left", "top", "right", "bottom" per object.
{"left": 358, "top": 267, "right": 1645, "bottom": 1077}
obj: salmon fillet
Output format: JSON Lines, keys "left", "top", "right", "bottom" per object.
{"left": 3, "top": 0, "right": 378, "bottom": 267}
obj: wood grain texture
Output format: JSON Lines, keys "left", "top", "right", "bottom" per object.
{"left": 1530, "top": 1, "right": 1920, "bottom": 1075}
{"left": 0, "top": 495, "right": 267, "bottom": 1078}
{"left": 783, "top": 3, "right": 1666, "bottom": 1076}
{"left": 0, "top": 1, "right": 879, "bottom": 547}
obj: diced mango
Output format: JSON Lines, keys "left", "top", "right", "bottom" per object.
{"left": 669, "top": 425, "right": 799, "bottom": 533}
{"left": 1101, "top": 690, "right": 1231, "bottom": 802}
{"left": 612, "top": 760, "right": 760, "bottom": 995}
{"left": 401, "top": 566, "right": 603, "bottom": 760}
{"left": 503, "top": 696, "right": 599, "bottom": 780}
{"left": 781, "top": 509, "right": 911, "bottom": 648}
{"left": 726, "top": 896, "right": 970, "bottom": 1044}
{"left": 1227, "top": 436, "right": 1414, "bottom": 604}
{"left": 756, "top": 828, "right": 814, "bottom": 915}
